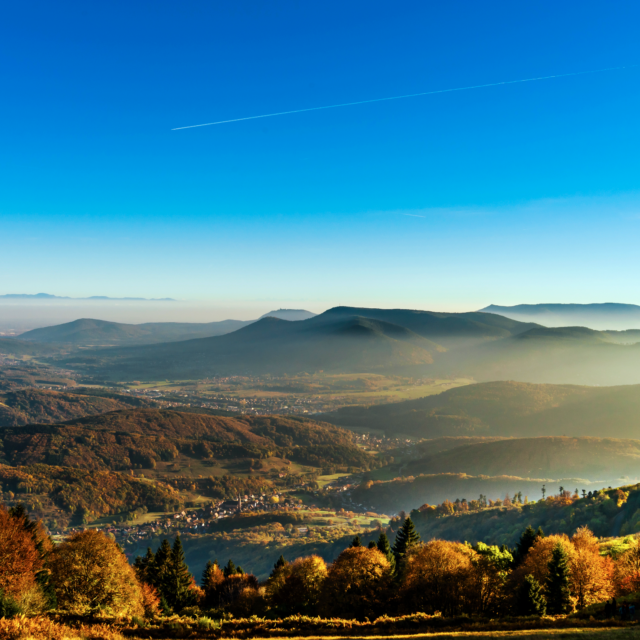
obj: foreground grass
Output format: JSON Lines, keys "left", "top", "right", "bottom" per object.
{"left": 2, "top": 617, "right": 640, "bottom": 640}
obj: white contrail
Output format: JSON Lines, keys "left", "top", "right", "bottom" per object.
{"left": 172, "top": 65, "right": 635, "bottom": 131}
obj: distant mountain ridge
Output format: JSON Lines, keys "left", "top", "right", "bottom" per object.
{"left": 0, "top": 293, "right": 175, "bottom": 301}
{"left": 54, "top": 306, "right": 539, "bottom": 379}
{"left": 259, "top": 309, "right": 317, "bottom": 321}
{"left": 481, "top": 302, "right": 640, "bottom": 330}
{"left": 15, "top": 309, "right": 317, "bottom": 346}
{"left": 17, "top": 317, "right": 253, "bottom": 346}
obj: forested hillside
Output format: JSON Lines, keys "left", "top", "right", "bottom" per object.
{"left": 0, "top": 409, "right": 376, "bottom": 473}
{"left": 322, "top": 380, "right": 640, "bottom": 438}
{"left": 0, "top": 463, "right": 182, "bottom": 525}
{"left": 0, "top": 388, "right": 157, "bottom": 427}
{"left": 352, "top": 473, "right": 597, "bottom": 514}
{"left": 407, "top": 483, "right": 640, "bottom": 547}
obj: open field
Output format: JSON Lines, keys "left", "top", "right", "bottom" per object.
{"left": 236, "top": 631, "right": 640, "bottom": 640}
{"left": 123, "top": 374, "right": 474, "bottom": 412}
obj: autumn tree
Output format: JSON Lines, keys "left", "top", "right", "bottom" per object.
{"left": 320, "top": 547, "right": 391, "bottom": 619}
{"left": 0, "top": 504, "right": 43, "bottom": 612}
{"left": 400, "top": 540, "right": 474, "bottom": 616}
{"left": 569, "top": 526, "right": 614, "bottom": 609}
{"left": 266, "top": 555, "right": 327, "bottom": 615}
{"left": 470, "top": 542, "right": 513, "bottom": 615}
{"left": 546, "top": 543, "right": 572, "bottom": 615}
{"left": 614, "top": 543, "right": 640, "bottom": 595}
{"left": 49, "top": 529, "right": 144, "bottom": 617}
{"left": 202, "top": 560, "right": 225, "bottom": 608}
{"left": 516, "top": 574, "right": 546, "bottom": 616}
{"left": 512, "top": 534, "right": 575, "bottom": 590}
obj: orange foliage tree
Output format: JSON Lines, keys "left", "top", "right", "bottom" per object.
{"left": 0, "top": 505, "right": 43, "bottom": 607}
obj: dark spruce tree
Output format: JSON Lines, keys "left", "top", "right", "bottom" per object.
{"left": 377, "top": 532, "right": 396, "bottom": 573}
{"left": 134, "top": 547, "right": 156, "bottom": 584}
{"left": 223, "top": 559, "right": 237, "bottom": 578}
{"left": 163, "top": 536, "right": 195, "bottom": 612}
{"left": 392, "top": 517, "right": 420, "bottom": 565}
{"left": 270, "top": 555, "right": 287, "bottom": 578}
{"left": 350, "top": 535, "right": 362, "bottom": 548}
{"left": 368, "top": 540, "right": 377, "bottom": 549}
{"left": 546, "top": 543, "right": 572, "bottom": 615}
{"left": 514, "top": 526, "right": 542, "bottom": 566}
{"left": 517, "top": 574, "right": 547, "bottom": 616}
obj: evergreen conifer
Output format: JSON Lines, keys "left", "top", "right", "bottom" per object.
{"left": 377, "top": 532, "right": 396, "bottom": 573}
{"left": 368, "top": 540, "right": 377, "bottom": 549}
{"left": 392, "top": 517, "right": 420, "bottom": 563}
{"left": 270, "top": 555, "right": 287, "bottom": 578}
{"left": 223, "top": 559, "right": 237, "bottom": 577}
{"left": 351, "top": 535, "right": 361, "bottom": 548}
{"left": 546, "top": 543, "right": 572, "bottom": 615}
{"left": 514, "top": 526, "right": 542, "bottom": 566}
{"left": 164, "top": 536, "right": 195, "bottom": 612}
{"left": 517, "top": 574, "right": 547, "bottom": 616}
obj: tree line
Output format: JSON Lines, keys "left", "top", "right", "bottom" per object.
{"left": 2, "top": 501, "right": 640, "bottom": 621}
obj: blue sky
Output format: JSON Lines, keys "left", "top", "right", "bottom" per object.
{"left": 2, "top": 0, "right": 640, "bottom": 318}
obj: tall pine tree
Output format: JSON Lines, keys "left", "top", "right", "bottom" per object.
{"left": 546, "top": 543, "right": 572, "bottom": 615}
{"left": 223, "top": 559, "right": 237, "bottom": 577}
{"left": 392, "top": 517, "right": 420, "bottom": 565}
{"left": 517, "top": 574, "right": 547, "bottom": 616}
{"left": 350, "top": 535, "right": 362, "bottom": 548}
{"left": 514, "top": 526, "right": 545, "bottom": 566}
{"left": 270, "top": 555, "right": 287, "bottom": 578}
{"left": 377, "top": 532, "right": 396, "bottom": 573}
{"left": 163, "top": 536, "right": 195, "bottom": 612}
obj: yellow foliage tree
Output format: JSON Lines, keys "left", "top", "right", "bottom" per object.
{"left": 266, "top": 555, "right": 327, "bottom": 614}
{"left": 49, "top": 530, "right": 144, "bottom": 617}
{"left": 320, "top": 547, "right": 391, "bottom": 620}
{"left": 400, "top": 540, "right": 474, "bottom": 616}
{"left": 569, "top": 527, "right": 615, "bottom": 609}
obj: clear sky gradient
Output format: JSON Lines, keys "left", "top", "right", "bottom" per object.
{"left": 2, "top": 1, "right": 640, "bottom": 319}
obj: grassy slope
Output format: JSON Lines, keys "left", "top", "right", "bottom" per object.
{"left": 321, "top": 380, "right": 640, "bottom": 439}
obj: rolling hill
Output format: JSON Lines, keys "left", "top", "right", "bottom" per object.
{"left": 17, "top": 317, "right": 253, "bottom": 346}
{"left": 403, "top": 436, "right": 640, "bottom": 485}
{"left": 53, "top": 307, "right": 539, "bottom": 379}
{"left": 320, "top": 380, "right": 640, "bottom": 439}
{"left": 481, "top": 302, "right": 640, "bottom": 331}
{"left": 0, "top": 408, "right": 373, "bottom": 473}
{"left": 351, "top": 473, "right": 597, "bottom": 514}
{"left": 0, "top": 337, "right": 63, "bottom": 357}
{"left": 0, "top": 388, "right": 158, "bottom": 427}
